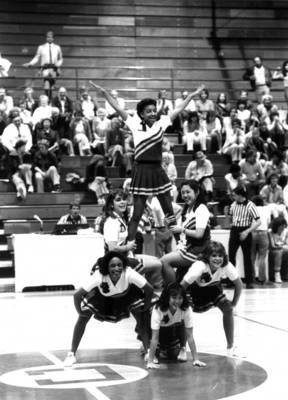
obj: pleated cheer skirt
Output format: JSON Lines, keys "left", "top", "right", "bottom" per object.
{"left": 188, "top": 282, "right": 226, "bottom": 313}
{"left": 130, "top": 162, "right": 172, "bottom": 196}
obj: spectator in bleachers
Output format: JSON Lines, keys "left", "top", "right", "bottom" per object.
{"left": 182, "top": 111, "right": 207, "bottom": 153}
{"left": 156, "top": 89, "right": 173, "bottom": 117}
{"left": 91, "top": 107, "right": 110, "bottom": 155}
{"left": 162, "top": 151, "right": 178, "bottom": 202}
{"left": 69, "top": 111, "right": 92, "bottom": 156}
{"left": 18, "top": 100, "right": 33, "bottom": 128}
{"left": 57, "top": 202, "right": 87, "bottom": 225}
{"left": 32, "top": 95, "right": 53, "bottom": 129}
{"left": 239, "top": 149, "right": 265, "bottom": 196}
{"left": 78, "top": 87, "right": 97, "bottom": 124}
{"left": 174, "top": 90, "right": 196, "bottom": 133}
{"left": 204, "top": 110, "right": 222, "bottom": 153}
{"left": 243, "top": 56, "right": 272, "bottom": 102}
{"left": 33, "top": 139, "right": 60, "bottom": 192}
{"left": 1, "top": 113, "right": 32, "bottom": 152}
{"left": 35, "top": 117, "right": 60, "bottom": 155}
{"left": 268, "top": 217, "right": 288, "bottom": 283}
{"left": 272, "top": 60, "right": 288, "bottom": 105}
{"left": 105, "top": 117, "right": 126, "bottom": 175}
{"left": 236, "top": 100, "right": 252, "bottom": 133}
{"left": 86, "top": 154, "right": 109, "bottom": 205}
{"left": 51, "top": 107, "right": 74, "bottom": 156}
{"left": 251, "top": 195, "right": 272, "bottom": 285}
{"left": 0, "top": 110, "right": 8, "bottom": 135}
{"left": 21, "top": 87, "right": 38, "bottom": 114}
{"left": 267, "top": 109, "right": 286, "bottom": 149}
{"left": 224, "top": 163, "right": 247, "bottom": 198}
{"left": 215, "top": 92, "right": 232, "bottom": 136}
{"left": 0, "top": 88, "right": 13, "bottom": 117}
{"left": 8, "top": 139, "right": 33, "bottom": 199}
{"left": 185, "top": 151, "right": 214, "bottom": 200}
{"left": 238, "top": 90, "right": 255, "bottom": 112}
{"left": 195, "top": 88, "right": 215, "bottom": 118}
{"left": 222, "top": 118, "right": 245, "bottom": 162}
{"left": 23, "top": 31, "right": 63, "bottom": 99}
{"left": 105, "top": 89, "right": 125, "bottom": 119}
{"left": 264, "top": 150, "right": 288, "bottom": 183}
{"left": 0, "top": 52, "right": 12, "bottom": 77}
{"left": 51, "top": 86, "right": 74, "bottom": 136}
{"left": 244, "top": 127, "right": 266, "bottom": 156}
{"left": 162, "top": 136, "right": 174, "bottom": 161}
{"left": 256, "top": 94, "right": 278, "bottom": 123}
{"left": 259, "top": 173, "right": 288, "bottom": 223}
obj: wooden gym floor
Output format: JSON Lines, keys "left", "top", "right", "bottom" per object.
{"left": 0, "top": 286, "right": 287, "bottom": 400}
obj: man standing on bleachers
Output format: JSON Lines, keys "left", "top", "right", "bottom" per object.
{"left": 243, "top": 56, "right": 272, "bottom": 102}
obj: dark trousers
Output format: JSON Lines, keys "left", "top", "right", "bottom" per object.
{"left": 228, "top": 226, "right": 253, "bottom": 284}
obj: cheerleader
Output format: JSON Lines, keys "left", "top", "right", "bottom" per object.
{"left": 161, "top": 179, "right": 211, "bottom": 284}
{"left": 147, "top": 283, "right": 206, "bottom": 369}
{"left": 98, "top": 189, "right": 163, "bottom": 289}
{"left": 180, "top": 241, "right": 242, "bottom": 356}
{"left": 89, "top": 81, "right": 204, "bottom": 242}
{"left": 64, "top": 251, "right": 154, "bottom": 367}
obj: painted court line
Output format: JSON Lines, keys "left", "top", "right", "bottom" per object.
{"left": 235, "top": 313, "right": 288, "bottom": 333}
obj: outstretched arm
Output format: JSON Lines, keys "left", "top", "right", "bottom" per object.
{"left": 170, "top": 85, "right": 205, "bottom": 121}
{"left": 89, "top": 81, "right": 128, "bottom": 121}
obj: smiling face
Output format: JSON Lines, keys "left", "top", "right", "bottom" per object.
{"left": 181, "top": 184, "right": 198, "bottom": 206}
{"left": 169, "top": 293, "right": 183, "bottom": 313}
{"left": 140, "top": 104, "right": 157, "bottom": 127}
{"left": 209, "top": 252, "right": 224, "bottom": 272}
{"left": 113, "top": 194, "right": 127, "bottom": 216}
{"left": 108, "top": 257, "right": 124, "bottom": 283}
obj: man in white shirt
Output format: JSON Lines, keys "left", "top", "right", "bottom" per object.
{"left": 2, "top": 114, "right": 32, "bottom": 152}
{"left": 23, "top": 31, "right": 63, "bottom": 99}
{"left": 243, "top": 56, "right": 272, "bottom": 102}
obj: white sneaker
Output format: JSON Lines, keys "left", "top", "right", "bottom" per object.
{"left": 275, "top": 272, "right": 282, "bottom": 284}
{"left": 177, "top": 348, "right": 187, "bottom": 362}
{"left": 28, "top": 185, "right": 34, "bottom": 193}
{"left": 63, "top": 352, "right": 76, "bottom": 367}
{"left": 144, "top": 351, "right": 158, "bottom": 364}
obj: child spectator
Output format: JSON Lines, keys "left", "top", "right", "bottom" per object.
{"left": 33, "top": 139, "right": 60, "bottom": 192}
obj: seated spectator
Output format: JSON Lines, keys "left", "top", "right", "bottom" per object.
{"left": 269, "top": 217, "right": 288, "bottom": 283}
{"left": 225, "top": 163, "right": 247, "bottom": 197}
{"left": 70, "top": 111, "right": 92, "bottom": 156}
{"left": 195, "top": 88, "right": 214, "bottom": 119}
{"left": 236, "top": 100, "right": 251, "bottom": 132}
{"left": 105, "top": 89, "right": 125, "bottom": 119}
{"left": 244, "top": 127, "right": 266, "bottom": 156}
{"left": 18, "top": 100, "right": 33, "bottom": 128}
{"left": 256, "top": 94, "right": 278, "bottom": 123}
{"left": 8, "top": 139, "right": 33, "bottom": 199}
{"left": 21, "top": 87, "right": 38, "bottom": 114}
{"left": 0, "top": 87, "right": 13, "bottom": 117}
{"left": 57, "top": 202, "right": 88, "bottom": 225}
{"left": 86, "top": 154, "right": 109, "bottom": 205}
{"left": 239, "top": 149, "right": 265, "bottom": 196}
{"left": 251, "top": 195, "right": 272, "bottom": 284}
{"left": 106, "top": 117, "right": 126, "bottom": 173}
{"left": 238, "top": 90, "right": 255, "bottom": 112}
{"left": 33, "top": 139, "right": 60, "bottom": 192}
{"left": 51, "top": 86, "right": 74, "bottom": 138}
{"left": 184, "top": 150, "right": 214, "bottom": 200}
{"left": 78, "top": 87, "right": 97, "bottom": 124}
{"left": 222, "top": 118, "right": 245, "bottom": 162}
{"left": 204, "top": 110, "right": 222, "bottom": 152}
{"left": 265, "top": 150, "right": 288, "bottom": 184}
{"left": 156, "top": 89, "right": 173, "bottom": 117}
{"left": 259, "top": 173, "right": 288, "bottom": 223}
{"left": 32, "top": 94, "right": 52, "bottom": 128}
{"left": 215, "top": 92, "right": 232, "bottom": 135}
{"left": 35, "top": 117, "right": 60, "bottom": 155}
{"left": 0, "top": 109, "right": 8, "bottom": 135}
{"left": 182, "top": 111, "right": 207, "bottom": 152}
{"left": 91, "top": 107, "right": 110, "bottom": 155}
{"left": 162, "top": 136, "right": 174, "bottom": 161}
{"left": 267, "top": 110, "right": 286, "bottom": 149}
{"left": 174, "top": 90, "right": 196, "bottom": 133}
{"left": 162, "top": 151, "right": 178, "bottom": 202}
{"left": 51, "top": 107, "right": 74, "bottom": 156}
{"left": 1, "top": 113, "right": 32, "bottom": 152}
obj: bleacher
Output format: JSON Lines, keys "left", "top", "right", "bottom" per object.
{"left": 0, "top": 0, "right": 286, "bottom": 289}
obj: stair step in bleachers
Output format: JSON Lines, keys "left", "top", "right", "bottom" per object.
{"left": 0, "top": 192, "right": 96, "bottom": 206}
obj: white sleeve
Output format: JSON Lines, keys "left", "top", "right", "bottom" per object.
{"left": 195, "top": 204, "right": 210, "bottom": 229}
{"left": 183, "top": 261, "right": 206, "bottom": 285}
{"left": 224, "top": 262, "right": 239, "bottom": 281}
{"left": 183, "top": 307, "right": 193, "bottom": 328}
{"left": 151, "top": 307, "right": 162, "bottom": 330}
{"left": 124, "top": 114, "right": 139, "bottom": 134}
{"left": 82, "top": 270, "right": 102, "bottom": 292}
{"left": 127, "top": 267, "right": 147, "bottom": 288}
{"left": 103, "top": 218, "right": 120, "bottom": 242}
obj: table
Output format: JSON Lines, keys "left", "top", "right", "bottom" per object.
{"left": 13, "top": 233, "right": 104, "bottom": 292}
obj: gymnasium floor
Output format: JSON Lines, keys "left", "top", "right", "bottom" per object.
{"left": 0, "top": 286, "right": 287, "bottom": 400}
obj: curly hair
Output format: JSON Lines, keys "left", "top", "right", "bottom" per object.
{"left": 200, "top": 241, "right": 229, "bottom": 268}
{"left": 271, "top": 217, "right": 287, "bottom": 234}
{"left": 136, "top": 98, "right": 157, "bottom": 118}
{"left": 98, "top": 251, "right": 128, "bottom": 276}
{"left": 156, "top": 282, "right": 190, "bottom": 312}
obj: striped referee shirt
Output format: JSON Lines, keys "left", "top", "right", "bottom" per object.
{"left": 229, "top": 200, "right": 260, "bottom": 227}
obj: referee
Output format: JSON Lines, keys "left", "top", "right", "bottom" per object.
{"left": 228, "top": 186, "right": 261, "bottom": 288}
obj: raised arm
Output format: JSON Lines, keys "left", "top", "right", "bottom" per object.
{"left": 170, "top": 85, "right": 205, "bottom": 121}
{"left": 89, "top": 81, "right": 128, "bottom": 121}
